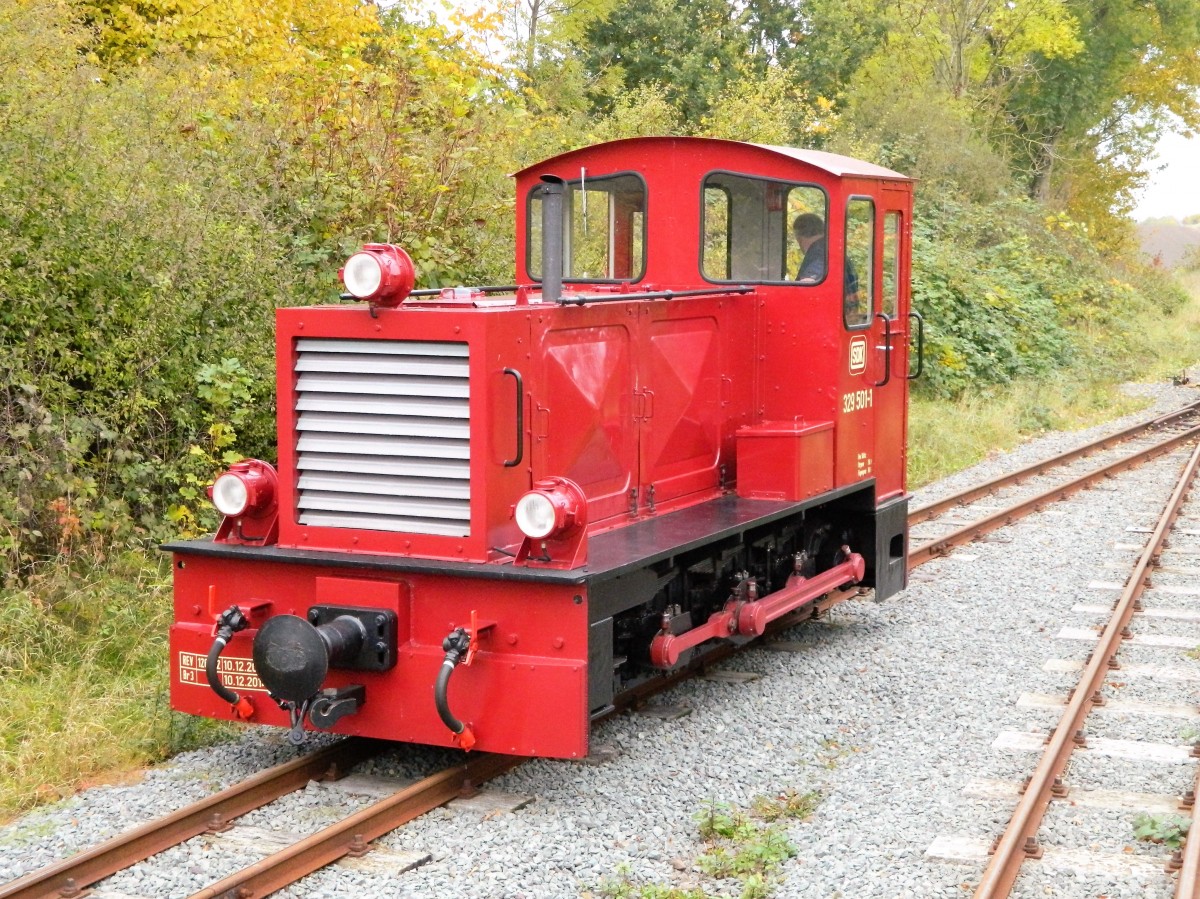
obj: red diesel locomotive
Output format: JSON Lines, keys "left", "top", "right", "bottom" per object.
{"left": 167, "top": 136, "right": 921, "bottom": 758}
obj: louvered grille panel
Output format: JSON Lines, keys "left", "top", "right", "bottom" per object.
{"left": 294, "top": 339, "right": 470, "bottom": 536}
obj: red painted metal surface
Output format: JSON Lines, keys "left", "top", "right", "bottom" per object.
{"left": 273, "top": 305, "right": 532, "bottom": 562}
{"left": 170, "top": 554, "right": 590, "bottom": 758}
{"left": 514, "top": 138, "right": 911, "bottom": 501}
{"left": 735, "top": 420, "right": 834, "bottom": 501}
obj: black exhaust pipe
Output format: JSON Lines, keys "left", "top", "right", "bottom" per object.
{"left": 540, "top": 175, "right": 564, "bottom": 303}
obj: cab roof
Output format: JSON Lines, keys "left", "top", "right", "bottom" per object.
{"left": 514, "top": 136, "right": 912, "bottom": 182}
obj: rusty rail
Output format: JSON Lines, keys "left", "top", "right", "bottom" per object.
{"left": 909, "top": 423, "right": 1200, "bottom": 568}
{"left": 910, "top": 401, "right": 1200, "bottom": 524}
{"left": 0, "top": 738, "right": 384, "bottom": 899}
{"left": 16, "top": 403, "right": 1200, "bottom": 898}
{"left": 188, "top": 753, "right": 520, "bottom": 899}
{"left": 1176, "top": 762, "right": 1200, "bottom": 897}
{"left": 973, "top": 439, "right": 1200, "bottom": 897}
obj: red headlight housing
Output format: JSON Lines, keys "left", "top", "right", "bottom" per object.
{"left": 208, "top": 459, "right": 279, "bottom": 545}
{"left": 339, "top": 243, "right": 416, "bottom": 307}
{"left": 513, "top": 477, "right": 588, "bottom": 568}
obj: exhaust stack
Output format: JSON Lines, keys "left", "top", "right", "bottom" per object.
{"left": 539, "top": 175, "right": 564, "bottom": 303}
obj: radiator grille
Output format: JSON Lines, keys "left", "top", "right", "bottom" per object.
{"left": 294, "top": 338, "right": 470, "bottom": 536}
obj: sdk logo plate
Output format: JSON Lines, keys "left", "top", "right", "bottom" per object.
{"left": 849, "top": 336, "right": 867, "bottom": 375}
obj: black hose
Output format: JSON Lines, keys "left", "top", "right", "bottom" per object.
{"left": 435, "top": 627, "right": 471, "bottom": 736}
{"left": 206, "top": 632, "right": 240, "bottom": 705}
{"left": 206, "top": 605, "right": 250, "bottom": 707}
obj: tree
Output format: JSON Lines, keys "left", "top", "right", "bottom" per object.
{"left": 757, "top": 0, "right": 891, "bottom": 108}
{"left": 72, "top": 0, "right": 380, "bottom": 74}
{"left": 500, "top": 0, "right": 617, "bottom": 81}
{"left": 580, "top": 0, "right": 754, "bottom": 121}
{"left": 999, "top": 0, "right": 1200, "bottom": 212}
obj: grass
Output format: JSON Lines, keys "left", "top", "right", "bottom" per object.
{"left": 598, "top": 792, "right": 819, "bottom": 899}
{"left": 0, "top": 550, "right": 236, "bottom": 819}
{"left": 1132, "top": 812, "right": 1190, "bottom": 850}
{"left": 907, "top": 373, "right": 1146, "bottom": 488}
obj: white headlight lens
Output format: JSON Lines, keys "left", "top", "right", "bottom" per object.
{"left": 515, "top": 492, "right": 557, "bottom": 539}
{"left": 212, "top": 473, "right": 250, "bottom": 516}
{"left": 343, "top": 252, "right": 384, "bottom": 298}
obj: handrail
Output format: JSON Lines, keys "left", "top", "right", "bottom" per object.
{"left": 870, "top": 312, "right": 893, "bottom": 388}
{"left": 502, "top": 368, "right": 524, "bottom": 468}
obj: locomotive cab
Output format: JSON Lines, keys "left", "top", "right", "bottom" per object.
{"left": 167, "top": 137, "right": 916, "bottom": 758}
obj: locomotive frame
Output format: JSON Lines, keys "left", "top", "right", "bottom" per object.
{"left": 166, "top": 137, "right": 919, "bottom": 758}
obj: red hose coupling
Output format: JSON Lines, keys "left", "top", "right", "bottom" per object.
{"left": 453, "top": 726, "right": 477, "bottom": 752}
{"left": 231, "top": 696, "right": 255, "bottom": 720}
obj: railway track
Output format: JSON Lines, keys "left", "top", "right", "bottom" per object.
{"left": 942, "top": 438, "right": 1200, "bottom": 898}
{"left": 909, "top": 400, "right": 1200, "bottom": 566}
{"left": 7, "top": 400, "right": 1200, "bottom": 899}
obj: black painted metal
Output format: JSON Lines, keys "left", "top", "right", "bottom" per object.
{"left": 166, "top": 483, "right": 878, "bottom": 587}
{"left": 871, "top": 494, "right": 909, "bottom": 601}
{"left": 502, "top": 367, "right": 524, "bottom": 467}
{"left": 253, "top": 615, "right": 333, "bottom": 702}
{"left": 307, "top": 605, "right": 398, "bottom": 672}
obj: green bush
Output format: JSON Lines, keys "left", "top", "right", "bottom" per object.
{"left": 0, "top": 14, "right": 316, "bottom": 575}
{"left": 911, "top": 195, "right": 1186, "bottom": 398}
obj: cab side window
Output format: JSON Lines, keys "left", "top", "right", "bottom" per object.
{"left": 844, "top": 198, "right": 874, "bottom": 328}
{"left": 528, "top": 173, "right": 646, "bottom": 281}
{"left": 701, "top": 173, "right": 825, "bottom": 283}
{"left": 702, "top": 186, "right": 731, "bottom": 280}
{"left": 882, "top": 211, "right": 900, "bottom": 318}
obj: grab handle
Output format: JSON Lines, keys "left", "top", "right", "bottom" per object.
{"left": 503, "top": 368, "right": 524, "bottom": 467}
{"left": 870, "top": 312, "right": 893, "bottom": 388}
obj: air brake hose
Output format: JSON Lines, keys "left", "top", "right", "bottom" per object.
{"left": 435, "top": 627, "right": 476, "bottom": 750}
{"left": 206, "top": 605, "right": 254, "bottom": 719}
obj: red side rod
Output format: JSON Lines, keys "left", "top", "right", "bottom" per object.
{"left": 649, "top": 551, "right": 865, "bottom": 668}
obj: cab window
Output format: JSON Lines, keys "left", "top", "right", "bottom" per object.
{"left": 701, "top": 173, "right": 825, "bottom": 283}
{"left": 844, "top": 198, "right": 874, "bottom": 328}
{"left": 882, "top": 211, "right": 900, "bottom": 317}
{"left": 528, "top": 173, "right": 646, "bottom": 281}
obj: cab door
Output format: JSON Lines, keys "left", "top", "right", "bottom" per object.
{"left": 872, "top": 190, "right": 912, "bottom": 500}
{"left": 836, "top": 191, "right": 910, "bottom": 499}
{"left": 835, "top": 194, "right": 878, "bottom": 487}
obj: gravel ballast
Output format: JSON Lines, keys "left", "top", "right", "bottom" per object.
{"left": 3, "top": 381, "right": 1200, "bottom": 899}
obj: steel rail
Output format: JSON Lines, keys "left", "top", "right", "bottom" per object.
{"left": 909, "top": 423, "right": 1200, "bottom": 568}
{"left": 973, "top": 438, "right": 1200, "bottom": 897}
{"left": 0, "top": 738, "right": 384, "bottom": 899}
{"left": 910, "top": 401, "right": 1200, "bottom": 524}
{"left": 0, "top": 584, "right": 861, "bottom": 899}
{"left": 188, "top": 753, "right": 520, "bottom": 899}
{"left": 1175, "top": 762, "right": 1200, "bottom": 897}
{"left": 179, "top": 585, "right": 855, "bottom": 899}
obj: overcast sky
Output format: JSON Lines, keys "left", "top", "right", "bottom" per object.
{"left": 1133, "top": 128, "right": 1200, "bottom": 221}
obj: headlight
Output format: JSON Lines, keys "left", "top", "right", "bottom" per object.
{"left": 212, "top": 472, "right": 251, "bottom": 516}
{"left": 338, "top": 244, "right": 416, "bottom": 306}
{"left": 513, "top": 477, "right": 587, "bottom": 541}
{"left": 515, "top": 492, "right": 558, "bottom": 539}
{"left": 208, "top": 460, "right": 278, "bottom": 519}
{"left": 342, "top": 252, "right": 383, "bottom": 298}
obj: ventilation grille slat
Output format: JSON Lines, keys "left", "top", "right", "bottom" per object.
{"left": 294, "top": 338, "right": 470, "bottom": 537}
